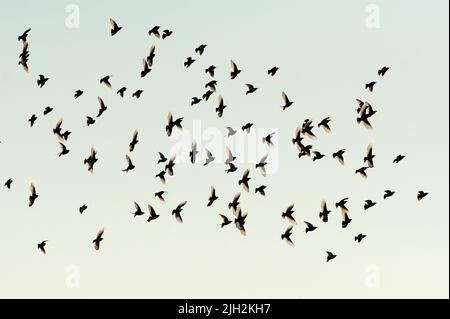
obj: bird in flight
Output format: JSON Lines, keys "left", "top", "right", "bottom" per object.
{"left": 205, "top": 65, "right": 216, "bottom": 77}
{"left": 132, "top": 90, "right": 143, "bottom": 99}
{"left": 28, "top": 114, "right": 37, "bottom": 127}
{"left": 141, "top": 58, "right": 151, "bottom": 78}
{"left": 37, "top": 240, "right": 48, "bottom": 254}
{"left": 195, "top": 44, "right": 207, "bottom": 55}
{"left": 122, "top": 155, "right": 135, "bottom": 172}
{"left": 166, "top": 112, "right": 183, "bottom": 136}
{"left": 384, "top": 190, "right": 395, "bottom": 199}
{"left": 86, "top": 116, "right": 96, "bottom": 127}
{"left": 230, "top": 60, "right": 241, "bottom": 79}
{"left": 84, "top": 147, "right": 98, "bottom": 173}
{"left": 129, "top": 130, "right": 139, "bottom": 152}
{"left": 281, "top": 92, "right": 293, "bottom": 110}
{"left": 378, "top": 66, "right": 390, "bottom": 76}
{"left": 172, "top": 201, "right": 187, "bottom": 223}
{"left": 147, "top": 205, "right": 160, "bottom": 222}
{"left": 365, "top": 81, "right": 376, "bottom": 92}
{"left": 191, "top": 97, "right": 201, "bottom": 106}
{"left": 131, "top": 202, "right": 145, "bottom": 218}
{"left": 281, "top": 226, "right": 294, "bottom": 246}
{"left": 355, "top": 166, "right": 369, "bottom": 179}
{"left": 37, "top": 74, "right": 49, "bottom": 88}
{"left": 226, "top": 127, "right": 237, "bottom": 138}
{"left": 326, "top": 251, "right": 337, "bottom": 262}
{"left": 100, "top": 75, "right": 112, "bottom": 88}
{"left": 234, "top": 207, "right": 247, "bottom": 236}
{"left": 393, "top": 155, "right": 405, "bottom": 164}
{"left": 219, "top": 214, "right": 232, "bottom": 228}
{"left": 148, "top": 26, "right": 160, "bottom": 38}
{"left": 216, "top": 95, "right": 227, "bottom": 118}
{"left": 204, "top": 149, "right": 215, "bottom": 166}
{"left": 189, "top": 141, "right": 199, "bottom": 164}
{"left": 117, "top": 87, "right": 127, "bottom": 97}
{"left": 225, "top": 162, "right": 238, "bottom": 173}
{"left": 255, "top": 185, "right": 267, "bottom": 196}
{"left": 184, "top": 57, "right": 195, "bottom": 68}
{"left": 225, "top": 147, "right": 236, "bottom": 164}
{"left": 245, "top": 84, "right": 258, "bottom": 95}
{"left": 96, "top": 97, "right": 107, "bottom": 118}
{"left": 355, "top": 234, "right": 367, "bottom": 243}
{"left": 165, "top": 156, "right": 176, "bottom": 176}
{"left": 110, "top": 19, "right": 122, "bottom": 36}
{"left": 228, "top": 193, "right": 241, "bottom": 213}
{"left": 79, "top": 204, "right": 88, "bottom": 214}
{"left": 319, "top": 201, "right": 331, "bottom": 223}
{"left": 364, "top": 200, "right": 377, "bottom": 210}
{"left": 312, "top": 151, "right": 325, "bottom": 162}
{"left": 157, "top": 152, "right": 167, "bottom": 164}
{"left": 238, "top": 169, "right": 251, "bottom": 192}
{"left": 333, "top": 149, "right": 346, "bottom": 165}
{"left": 417, "top": 191, "right": 429, "bottom": 201}
{"left": 155, "top": 171, "right": 166, "bottom": 184}
{"left": 207, "top": 186, "right": 218, "bottom": 207}
{"left": 318, "top": 117, "right": 332, "bottom": 133}
{"left": 162, "top": 29, "right": 172, "bottom": 39}
{"left": 4, "top": 179, "right": 13, "bottom": 189}
{"left": 342, "top": 212, "right": 352, "bottom": 229}
{"left": 43, "top": 106, "right": 53, "bottom": 115}
{"left": 304, "top": 221, "right": 317, "bottom": 233}
{"left": 262, "top": 133, "right": 275, "bottom": 148}
{"left": 74, "top": 90, "right": 83, "bottom": 99}
{"left": 255, "top": 155, "right": 268, "bottom": 176}
{"left": 282, "top": 204, "right": 297, "bottom": 224}
{"left": 18, "top": 41, "right": 30, "bottom": 72}
{"left": 364, "top": 144, "right": 375, "bottom": 168}
{"left": 93, "top": 229, "right": 104, "bottom": 251}
{"left": 29, "top": 183, "right": 38, "bottom": 207}
{"left": 58, "top": 142, "right": 70, "bottom": 157}
{"left": 267, "top": 66, "right": 279, "bottom": 76}
{"left": 18, "top": 28, "right": 31, "bottom": 42}
{"left": 241, "top": 123, "right": 253, "bottom": 133}
{"left": 154, "top": 191, "right": 167, "bottom": 202}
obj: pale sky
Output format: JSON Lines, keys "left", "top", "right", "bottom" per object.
{"left": 0, "top": 0, "right": 448, "bottom": 298}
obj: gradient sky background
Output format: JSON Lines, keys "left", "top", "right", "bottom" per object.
{"left": 0, "top": 0, "right": 448, "bottom": 298}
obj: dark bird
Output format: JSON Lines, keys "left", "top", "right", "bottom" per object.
{"left": 132, "top": 90, "right": 143, "bottom": 99}
{"left": 203, "top": 149, "right": 215, "bottom": 166}
{"left": 53, "top": 118, "right": 63, "bottom": 137}
{"left": 79, "top": 204, "right": 88, "bottom": 214}
{"left": 184, "top": 57, "right": 195, "bottom": 68}
{"left": 301, "top": 119, "right": 316, "bottom": 140}
{"left": 96, "top": 96, "right": 107, "bottom": 117}
{"left": 117, "top": 87, "right": 127, "bottom": 97}
{"left": 281, "top": 226, "right": 294, "bottom": 246}
{"left": 230, "top": 60, "right": 241, "bottom": 79}
{"left": 298, "top": 144, "right": 313, "bottom": 159}
{"left": 333, "top": 149, "right": 346, "bottom": 165}
{"left": 207, "top": 186, "right": 218, "bottom": 207}
{"left": 18, "top": 41, "right": 29, "bottom": 72}
{"left": 100, "top": 75, "right": 112, "bottom": 88}
{"left": 267, "top": 66, "right": 279, "bottom": 76}
{"left": 205, "top": 80, "right": 217, "bottom": 92}
{"left": 225, "top": 147, "right": 236, "bottom": 164}
{"left": 162, "top": 29, "right": 173, "bottom": 39}
{"left": 228, "top": 193, "right": 241, "bottom": 213}
{"left": 393, "top": 155, "right": 405, "bottom": 164}
{"left": 238, "top": 169, "right": 251, "bottom": 192}
{"left": 384, "top": 190, "right": 395, "bottom": 199}
{"left": 155, "top": 170, "right": 166, "bottom": 184}
{"left": 255, "top": 155, "right": 268, "bottom": 176}
{"left": 37, "top": 240, "right": 47, "bottom": 254}
{"left": 245, "top": 84, "right": 258, "bottom": 95}
{"left": 219, "top": 214, "right": 232, "bottom": 228}
{"left": 365, "top": 81, "right": 376, "bottom": 92}
{"left": 147, "top": 45, "right": 156, "bottom": 66}
{"left": 292, "top": 126, "right": 303, "bottom": 148}
{"left": 165, "top": 156, "right": 176, "bottom": 176}
{"left": 282, "top": 204, "right": 297, "bottom": 225}
{"left": 191, "top": 97, "right": 201, "bottom": 106}
{"left": 148, "top": 25, "right": 160, "bottom": 38}
{"left": 202, "top": 90, "right": 213, "bottom": 101}
{"left": 29, "top": 183, "right": 38, "bottom": 207}
{"left": 37, "top": 74, "right": 49, "bottom": 88}
{"left": 43, "top": 106, "right": 53, "bottom": 115}
{"left": 157, "top": 152, "right": 167, "bottom": 164}
{"left": 319, "top": 200, "right": 331, "bottom": 223}
{"left": 234, "top": 207, "right": 247, "bottom": 236}
{"left": 364, "top": 144, "right": 375, "bottom": 168}
{"left": 342, "top": 212, "right": 352, "bottom": 228}
{"left": 172, "top": 201, "right": 187, "bottom": 223}
{"left": 364, "top": 200, "right": 377, "bottom": 210}
{"left": 195, "top": 44, "right": 207, "bottom": 55}
{"left": 131, "top": 202, "right": 145, "bottom": 217}
{"left": 355, "top": 234, "right": 367, "bottom": 243}
{"left": 189, "top": 141, "right": 199, "bottom": 164}
{"left": 58, "top": 142, "right": 70, "bottom": 157}
{"left": 154, "top": 191, "right": 167, "bottom": 202}
{"left": 141, "top": 58, "right": 151, "bottom": 77}
{"left": 312, "top": 151, "right": 325, "bottom": 161}
{"left": 147, "top": 205, "right": 160, "bottom": 222}
{"left": 226, "top": 127, "right": 237, "bottom": 138}
{"left": 93, "top": 229, "right": 104, "bottom": 251}
{"left": 110, "top": 18, "right": 122, "bottom": 36}
{"left": 216, "top": 95, "right": 227, "bottom": 118}
{"left": 262, "top": 133, "right": 275, "bottom": 148}
{"left": 241, "top": 123, "right": 253, "bottom": 133}
{"left": 335, "top": 198, "right": 349, "bottom": 214}
{"left": 326, "top": 251, "right": 337, "bottom": 262}
{"left": 225, "top": 163, "right": 238, "bottom": 173}
{"left": 86, "top": 116, "right": 96, "bottom": 127}
{"left": 417, "top": 191, "right": 429, "bottom": 201}
{"left": 129, "top": 130, "right": 139, "bottom": 152}
{"left": 304, "top": 221, "right": 317, "bottom": 233}
{"left": 84, "top": 147, "right": 98, "bottom": 173}
{"left": 281, "top": 91, "right": 293, "bottom": 110}
{"left": 355, "top": 166, "right": 369, "bottom": 179}
{"left": 18, "top": 28, "right": 31, "bottom": 42}
{"left": 205, "top": 65, "right": 216, "bottom": 77}
{"left": 378, "top": 66, "right": 390, "bottom": 76}
{"left": 255, "top": 185, "right": 267, "bottom": 196}
{"left": 74, "top": 90, "right": 83, "bottom": 99}
{"left": 4, "top": 179, "right": 13, "bottom": 189}
{"left": 28, "top": 114, "right": 37, "bottom": 127}
{"left": 166, "top": 112, "right": 183, "bottom": 136}
{"left": 122, "top": 155, "right": 135, "bottom": 172}
{"left": 318, "top": 117, "right": 332, "bottom": 133}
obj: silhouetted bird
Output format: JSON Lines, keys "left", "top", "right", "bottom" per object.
{"left": 157, "top": 152, "right": 167, "bottom": 164}
{"left": 226, "top": 127, "right": 237, "bottom": 137}
{"left": 141, "top": 59, "right": 151, "bottom": 77}
{"left": 342, "top": 212, "right": 352, "bottom": 228}
{"left": 216, "top": 95, "right": 226, "bottom": 118}
{"left": 172, "top": 201, "right": 187, "bottom": 223}
{"left": 148, "top": 26, "right": 160, "bottom": 38}
{"left": 335, "top": 198, "right": 349, "bottom": 213}
{"left": 333, "top": 149, "right": 346, "bottom": 165}
{"left": 191, "top": 97, "right": 201, "bottom": 106}
{"left": 129, "top": 130, "right": 138, "bottom": 152}
{"left": 256, "top": 155, "right": 268, "bottom": 176}
{"left": 74, "top": 90, "right": 83, "bottom": 99}
{"left": 84, "top": 147, "right": 98, "bottom": 173}
{"left": 165, "top": 156, "right": 176, "bottom": 176}
{"left": 230, "top": 60, "right": 241, "bottom": 79}
{"left": 190, "top": 141, "right": 199, "bottom": 164}
{"left": 326, "top": 251, "right": 337, "bottom": 262}
{"left": 123, "top": 155, "right": 135, "bottom": 172}
{"left": 147, "top": 45, "right": 156, "bottom": 66}
{"left": 205, "top": 80, "right": 217, "bottom": 92}
{"left": 365, "top": 81, "right": 376, "bottom": 92}
{"left": 228, "top": 193, "right": 241, "bottom": 213}
{"left": 162, "top": 29, "right": 172, "bottom": 39}
{"left": 417, "top": 191, "right": 429, "bottom": 201}
{"left": 364, "top": 144, "right": 375, "bottom": 168}
{"left": 262, "top": 133, "right": 275, "bottom": 147}
{"left": 245, "top": 84, "right": 258, "bottom": 95}
{"left": 28, "top": 114, "right": 37, "bottom": 127}
{"left": 202, "top": 90, "right": 213, "bottom": 101}
{"left": 155, "top": 170, "right": 166, "bottom": 184}
{"left": 117, "top": 87, "right": 126, "bottom": 97}
{"left": 234, "top": 207, "right": 247, "bottom": 236}
{"left": 364, "top": 200, "right": 376, "bottom": 210}
{"left": 238, "top": 169, "right": 251, "bottom": 192}
{"left": 58, "top": 142, "right": 70, "bottom": 156}
{"left": 166, "top": 112, "right": 183, "bottom": 136}
{"left": 355, "top": 166, "right": 369, "bottom": 178}
{"left": 292, "top": 126, "right": 303, "bottom": 148}
{"left": 319, "top": 200, "right": 331, "bottom": 223}
{"left": 318, "top": 117, "right": 331, "bottom": 133}
{"left": 18, "top": 28, "right": 31, "bottom": 42}
{"left": 225, "top": 163, "right": 238, "bottom": 173}
{"left": 301, "top": 119, "right": 316, "bottom": 140}
{"left": 219, "top": 214, "right": 232, "bottom": 228}
{"left": 37, "top": 240, "right": 47, "bottom": 254}
{"left": 43, "top": 106, "right": 53, "bottom": 115}
{"left": 378, "top": 66, "right": 390, "bottom": 76}
{"left": 18, "top": 41, "right": 29, "bottom": 72}
{"left": 37, "top": 74, "right": 48, "bottom": 88}
{"left": 205, "top": 65, "right": 216, "bottom": 77}
{"left": 195, "top": 44, "right": 207, "bottom": 55}
{"left": 355, "top": 234, "right": 367, "bottom": 243}
{"left": 100, "top": 75, "right": 112, "bottom": 88}
{"left": 110, "top": 19, "right": 122, "bottom": 36}
{"left": 241, "top": 123, "right": 253, "bottom": 133}
{"left": 281, "top": 92, "right": 293, "bottom": 110}
{"left": 255, "top": 185, "right": 267, "bottom": 196}
{"left": 281, "top": 226, "right": 294, "bottom": 246}
{"left": 184, "top": 57, "right": 195, "bottom": 68}
{"left": 4, "top": 179, "right": 12, "bottom": 189}
{"left": 29, "top": 183, "right": 38, "bottom": 207}
{"left": 225, "top": 147, "right": 236, "bottom": 164}
{"left": 154, "top": 191, "right": 167, "bottom": 202}
{"left": 86, "top": 116, "right": 95, "bottom": 126}
{"left": 282, "top": 204, "right": 297, "bottom": 224}
{"left": 384, "top": 190, "right": 395, "bottom": 199}
{"left": 312, "top": 151, "right": 325, "bottom": 161}
{"left": 147, "top": 205, "right": 160, "bottom": 222}
{"left": 96, "top": 97, "right": 107, "bottom": 117}
{"left": 204, "top": 149, "right": 215, "bottom": 166}
{"left": 304, "top": 221, "right": 317, "bottom": 233}
{"left": 131, "top": 202, "right": 145, "bottom": 217}
{"left": 132, "top": 90, "right": 143, "bottom": 99}
{"left": 93, "top": 229, "right": 104, "bottom": 250}
{"left": 268, "top": 66, "right": 279, "bottom": 76}
{"left": 79, "top": 204, "right": 88, "bottom": 214}
{"left": 207, "top": 186, "right": 218, "bottom": 207}
{"left": 393, "top": 155, "right": 405, "bottom": 164}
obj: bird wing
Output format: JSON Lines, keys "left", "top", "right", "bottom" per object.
{"left": 282, "top": 91, "right": 289, "bottom": 104}
{"left": 110, "top": 19, "right": 118, "bottom": 29}
{"left": 230, "top": 60, "right": 237, "bottom": 72}
{"left": 125, "top": 154, "right": 132, "bottom": 166}
{"left": 97, "top": 228, "right": 104, "bottom": 239}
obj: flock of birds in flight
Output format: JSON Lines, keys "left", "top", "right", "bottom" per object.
{"left": 8, "top": 21, "right": 430, "bottom": 262}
